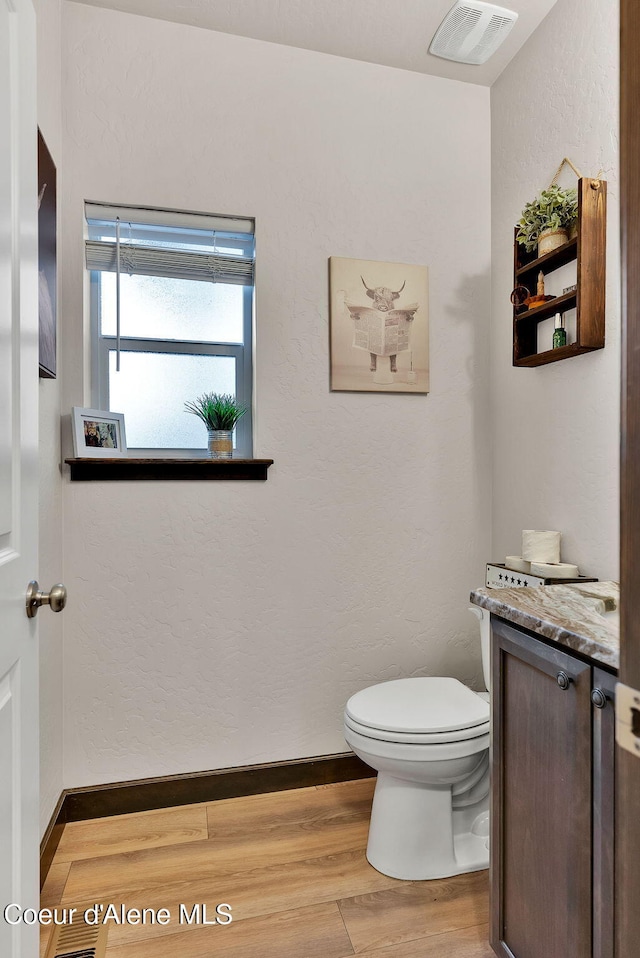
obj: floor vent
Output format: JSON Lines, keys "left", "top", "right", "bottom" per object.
{"left": 44, "top": 921, "right": 108, "bottom": 958}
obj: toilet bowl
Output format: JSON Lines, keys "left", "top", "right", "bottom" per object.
{"left": 343, "top": 608, "right": 492, "bottom": 881}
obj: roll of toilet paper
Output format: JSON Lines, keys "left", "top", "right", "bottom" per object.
{"left": 505, "top": 556, "right": 531, "bottom": 574}
{"left": 522, "top": 530, "right": 561, "bottom": 564}
{"left": 530, "top": 562, "right": 579, "bottom": 580}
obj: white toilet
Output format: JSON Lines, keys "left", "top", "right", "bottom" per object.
{"left": 343, "top": 606, "right": 491, "bottom": 881}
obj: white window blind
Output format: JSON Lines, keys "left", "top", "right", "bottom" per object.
{"left": 84, "top": 241, "right": 253, "bottom": 285}
{"left": 85, "top": 202, "right": 255, "bottom": 286}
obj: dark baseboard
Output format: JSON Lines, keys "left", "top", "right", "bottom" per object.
{"left": 40, "top": 791, "right": 68, "bottom": 889}
{"left": 40, "top": 751, "right": 371, "bottom": 888}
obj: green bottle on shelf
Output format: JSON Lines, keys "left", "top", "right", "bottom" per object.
{"left": 553, "top": 312, "right": 567, "bottom": 349}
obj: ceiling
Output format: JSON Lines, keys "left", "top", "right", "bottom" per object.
{"left": 72, "top": 0, "right": 560, "bottom": 86}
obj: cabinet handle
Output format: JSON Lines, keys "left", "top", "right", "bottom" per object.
{"left": 556, "top": 671, "right": 571, "bottom": 690}
{"left": 591, "top": 688, "right": 608, "bottom": 709}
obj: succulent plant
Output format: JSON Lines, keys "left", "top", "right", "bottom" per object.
{"left": 184, "top": 393, "right": 247, "bottom": 431}
{"left": 516, "top": 185, "right": 578, "bottom": 253}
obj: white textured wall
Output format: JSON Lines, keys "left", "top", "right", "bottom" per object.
{"left": 60, "top": 3, "right": 492, "bottom": 787}
{"left": 35, "top": 0, "right": 64, "bottom": 837}
{"left": 491, "top": 0, "right": 620, "bottom": 580}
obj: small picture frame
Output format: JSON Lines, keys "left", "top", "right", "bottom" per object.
{"left": 72, "top": 407, "right": 127, "bottom": 458}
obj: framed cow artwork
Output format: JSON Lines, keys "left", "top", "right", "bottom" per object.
{"left": 329, "top": 256, "right": 429, "bottom": 393}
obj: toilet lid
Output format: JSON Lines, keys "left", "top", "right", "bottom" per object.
{"left": 345, "top": 677, "right": 490, "bottom": 734}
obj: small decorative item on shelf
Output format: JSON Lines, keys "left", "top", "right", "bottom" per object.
{"left": 510, "top": 285, "right": 530, "bottom": 314}
{"left": 552, "top": 313, "right": 567, "bottom": 349}
{"left": 184, "top": 393, "right": 247, "bottom": 459}
{"left": 523, "top": 270, "right": 555, "bottom": 310}
{"left": 516, "top": 183, "right": 578, "bottom": 256}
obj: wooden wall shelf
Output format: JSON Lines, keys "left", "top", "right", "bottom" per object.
{"left": 513, "top": 178, "right": 606, "bottom": 367}
{"left": 65, "top": 458, "right": 274, "bottom": 481}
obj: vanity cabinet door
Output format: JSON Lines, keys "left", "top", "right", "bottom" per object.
{"left": 491, "top": 619, "right": 592, "bottom": 958}
{"left": 592, "top": 666, "right": 616, "bottom": 958}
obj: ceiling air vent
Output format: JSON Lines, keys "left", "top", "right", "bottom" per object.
{"left": 429, "top": 1, "right": 518, "bottom": 65}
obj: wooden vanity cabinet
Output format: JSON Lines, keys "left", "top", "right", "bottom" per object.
{"left": 592, "top": 665, "right": 616, "bottom": 958}
{"left": 490, "top": 618, "right": 615, "bottom": 958}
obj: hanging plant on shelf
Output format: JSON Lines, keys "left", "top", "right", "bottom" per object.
{"left": 516, "top": 184, "right": 578, "bottom": 255}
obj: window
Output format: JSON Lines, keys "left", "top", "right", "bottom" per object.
{"left": 86, "top": 202, "right": 254, "bottom": 457}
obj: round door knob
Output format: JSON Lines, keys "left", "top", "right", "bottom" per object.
{"left": 591, "top": 688, "right": 608, "bottom": 709}
{"left": 556, "top": 671, "right": 571, "bottom": 690}
{"left": 25, "top": 580, "right": 67, "bottom": 618}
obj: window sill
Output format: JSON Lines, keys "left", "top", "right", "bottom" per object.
{"left": 64, "top": 457, "right": 274, "bottom": 482}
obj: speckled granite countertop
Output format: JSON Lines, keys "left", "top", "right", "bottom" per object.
{"left": 470, "top": 580, "right": 620, "bottom": 670}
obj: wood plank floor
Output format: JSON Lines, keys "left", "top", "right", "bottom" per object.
{"left": 41, "top": 778, "right": 493, "bottom": 958}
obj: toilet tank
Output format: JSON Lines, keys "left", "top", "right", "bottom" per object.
{"left": 469, "top": 606, "right": 491, "bottom": 693}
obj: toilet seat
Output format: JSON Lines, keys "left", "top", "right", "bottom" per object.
{"left": 344, "top": 712, "right": 489, "bottom": 745}
{"left": 345, "top": 677, "right": 490, "bottom": 741}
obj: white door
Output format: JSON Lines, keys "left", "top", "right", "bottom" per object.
{"left": 0, "top": 0, "right": 40, "bottom": 956}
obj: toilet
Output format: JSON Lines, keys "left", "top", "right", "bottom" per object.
{"left": 343, "top": 606, "right": 491, "bottom": 881}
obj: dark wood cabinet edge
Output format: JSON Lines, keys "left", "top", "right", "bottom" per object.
{"left": 490, "top": 943, "right": 517, "bottom": 958}
{"left": 490, "top": 619, "right": 600, "bottom": 958}
{"left": 64, "top": 457, "right": 274, "bottom": 481}
{"left": 490, "top": 631, "right": 508, "bottom": 958}
{"left": 592, "top": 667, "right": 616, "bottom": 958}
{"left": 620, "top": 5, "right": 640, "bottom": 955}
{"left": 40, "top": 751, "right": 371, "bottom": 887}
{"left": 489, "top": 612, "right": 618, "bottom": 675}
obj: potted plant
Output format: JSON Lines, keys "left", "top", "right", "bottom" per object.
{"left": 516, "top": 184, "right": 578, "bottom": 256}
{"left": 184, "top": 392, "right": 247, "bottom": 459}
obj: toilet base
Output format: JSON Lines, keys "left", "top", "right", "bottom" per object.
{"left": 365, "top": 772, "right": 489, "bottom": 881}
